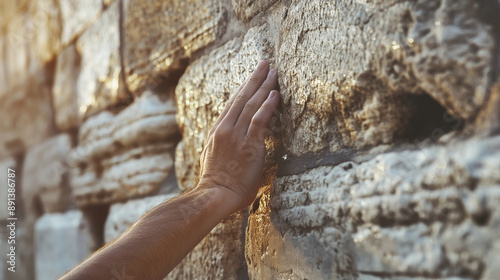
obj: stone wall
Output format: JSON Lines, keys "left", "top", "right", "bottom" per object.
{"left": 1, "top": 0, "right": 499, "bottom": 279}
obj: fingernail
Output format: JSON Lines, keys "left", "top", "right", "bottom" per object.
{"left": 267, "top": 69, "right": 276, "bottom": 79}
{"left": 268, "top": 90, "right": 278, "bottom": 100}
{"left": 256, "top": 60, "right": 267, "bottom": 70}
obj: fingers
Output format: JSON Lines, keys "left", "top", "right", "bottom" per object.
{"left": 247, "top": 90, "right": 280, "bottom": 139}
{"left": 224, "top": 60, "right": 270, "bottom": 126}
{"left": 235, "top": 69, "right": 278, "bottom": 130}
{"left": 208, "top": 78, "right": 248, "bottom": 137}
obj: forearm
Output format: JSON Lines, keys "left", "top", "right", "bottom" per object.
{"left": 60, "top": 185, "right": 233, "bottom": 280}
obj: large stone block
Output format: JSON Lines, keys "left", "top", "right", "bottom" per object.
{"left": 105, "top": 194, "right": 247, "bottom": 279}
{"left": 52, "top": 44, "right": 81, "bottom": 131}
{"left": 22, "top": 134, "right": 73, "bottom": 218}
{"left": 0, "top": 72, "right": 56, "bottom": 158}
{"left": 276, "top": 0, "right": 496, "bottom": 156}
{"left": 175, "top": 25, "right": 272, "bottom": 190}
{"left": 246, "top": 136, "right": 500, "bottom": 279}
{"left": 122, "top": 0, "right": 228, "bottom": 94}
{"left": 59, "top": 0, "right": 102, "bottom": 46}
{"left": 70, "top": 91, "right": 179, "bottom": 206}
{"left": 76, "top": 0, "right": 128, "bottom": 119}
{"left": 35, "top": 211, "right": 96, "bottom": 280}
{"left": 27, "top": 0, "right": 61, "bottom": 64}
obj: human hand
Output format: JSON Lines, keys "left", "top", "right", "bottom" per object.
{"left": 197, "top": 60, "right": 280, "bottom": 213}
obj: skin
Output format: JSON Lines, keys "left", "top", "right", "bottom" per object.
{"left": 59, "top": 60, "right": 280, "bottom": 280}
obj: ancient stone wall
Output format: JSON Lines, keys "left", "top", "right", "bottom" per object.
{"left": 1, "top": 0, "right": 499, "bottom": 279}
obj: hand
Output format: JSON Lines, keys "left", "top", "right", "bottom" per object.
{"left": 197, "top": 60, "right": 280, "bottom": 213}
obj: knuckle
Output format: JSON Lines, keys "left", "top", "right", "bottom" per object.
{"left": 244, "top": 101, "right": 259, "bottom": 112}
{"left": 214, "top": 125, "right": 231, "bottom": 139}
{"left": 251, "top": 115, "right": 265, "bottom": 127}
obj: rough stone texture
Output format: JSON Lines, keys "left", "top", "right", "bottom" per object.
{"left": 246, "top": 136, "right": 500, "bottom": 279}
{"left": 76, "top": 0, "right": 128, "bottom": 119}
{"left": 104, "top": 194, "right": 177, "bottom": 242}
{"left": 4, "top": 12, "right": 30, "bottom": 90}
{"left": 105, "top": 194, "right": 247, "bottom": 279}
{"left": 52, "top": 44, "right": 81, "bottom": 131}
{"left": 22, "top": 134, "right": 73, "bottom": 217}
{"left": 35, "top": 211, "right": 96, "bottom": 280}
{"left": 175, "top": 25, "right": 273, "bottom": 190}
{"left": 59, "top": 0, "right": 102, "bottom": 46}
{"left": 276, "top": 0, "right": 496, "bottom": 156}
{"left": 70, "top": 91, "right": 179, "bottom": 206}
{"left": 122, "top": 0, "right": 228, "bottom": 94}
{"left": 0, "top": 157, "right": 16, "bottom": 220}
{"left": 231, "top": 0, "right": 278, "bottom": 21}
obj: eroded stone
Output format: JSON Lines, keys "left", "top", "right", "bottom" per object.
{"left": 22, "top": 134, "right": 73, "bottom": 217}
{"left": 276, "top": 0, "right": 495, "bottom": 156}
{"left": 52, "top": 44, "right": 81, "bottom": 131}
{"left": 0, "top": 73, "right": 56, "bottom": 158}
{"left": 70, "top": 91, "right": 179, "bottom": 206}
{"left": 59, "top": 0, "right": 102, "bottom": 46}
{"left": 28, "top": 0, "right": 61, "bottom": 63}
{"left": 247, "top": 136, "right": 500, "bottom": 279}
{"left": 122, "top": 0, "right": 228, "bottom": 94}
{"left": 231, "top": 0, "right": 278, "bottom": 21}
{"left": 76, "top": 0, "right": 128, "bottom": 119}
{"left": 35, "top": 211, "right": 96, "bottom": 280}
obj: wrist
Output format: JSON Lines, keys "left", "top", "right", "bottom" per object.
{"left": 195, "top": 179, "right": 243, "bottom": 218}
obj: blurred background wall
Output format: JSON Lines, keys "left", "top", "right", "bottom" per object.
{"left": 1, "top": 0, "right": 500, "bottom": 279}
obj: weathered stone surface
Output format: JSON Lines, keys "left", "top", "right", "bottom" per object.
{"left": 0, "top": 72, "right": 56, "bottom": 158}
{"left": 175, "top": 25, "right": 273, "bottom": 190}
{"left": 35, "top": 211, "right": 96, "bottom": 280}
{"left": 22, "top": 134, "right": 73, "bottom": 217}
{"left": 104, "top": 194, "right": 177, "bottom": 242}
{"left": 4, "top": 13, "right": 30, "bottom": 90}
{"left": 246, "top": 136, "right": 500, "bottom": 279}
{"left": 76, "top": 0, "right": 128, "bottom": 118}
{"left": 0, "top": 157, "right": 16, "bottom": 220}
{"left": 231, "top": 0, "right": 278, "bottom": 21}
{"left": 276, "top": 0, "right": 496, "bottom": 156}
{"left": 59, "top": 0, "right": 102, "bottom": 46}
{"left": 28, "top": 0, "right": 61, "bottom": 63}
{"left": 52, "top": 44, "right": 81, "bottom": 131}
{"left": 70, "top": 91, "right": 179, "bottom": 206}
{"left": 122, "top": 0, "right": 228, "bottom": 94}
{"left": 105, "top": 194, "right": 247, "bottom": 279}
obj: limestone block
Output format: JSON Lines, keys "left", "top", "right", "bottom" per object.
{"left": 76, "top": 0, "right": 128, "bottom": 118}
{"left": 22, "top": 134, "right": 73, "bottom": 218}
{"left": 52, "top": 44, "right": 81, "bottom": 131}
{"left": 28, "top": 0, "right": 61, "bottom": 63}
{"left": 59, "top": 0, "right": 102, "bottom": 46}
{"left": 70, "top": 91, "right": 179, "bottom": 206}
{"left": 231, "top": 0, "right": 278, "bottom": 21}
{"left": 4, "top": 13, "right": 30, "bottom": 90}
{"left": 122, "top": 0, "right": 228, "bottom": 94}
{"left": 0, "top": 157, "right": 16, "bottom": 220}
{"left": 246, "top": 136, "right": 500, "bottom": 279}
{"left": 0, "top": 74, "right": 56, "bottom": 158}
{"left": 35, "top": 211, "right": 96, "bottom": 280}
{"left": 105, "top": 194, "right": 247, "bottom": 279}
{"left": 175, "top": 25, "right": 273, "bottom": 190}
{"left": 276, "top": 0, "right": 495, "bottom": 156}
{"left": 104, "top": 194, "right": 177, "bottom": 242}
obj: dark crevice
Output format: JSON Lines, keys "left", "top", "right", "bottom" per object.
{"left": 82, "top": 204, "right": 110, "bottom": 249}
{"left": 398, "top": 94, "right": 463, "bottom": 142}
